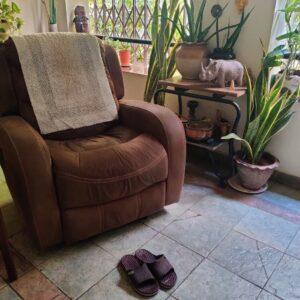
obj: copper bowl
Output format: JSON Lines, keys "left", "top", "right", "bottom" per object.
{"left": 185, "top": 121, "right": 213, "bottom": 141}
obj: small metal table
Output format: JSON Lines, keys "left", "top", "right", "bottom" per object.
{"left": 155, "top": 77, "right": 246, "bottom": 186}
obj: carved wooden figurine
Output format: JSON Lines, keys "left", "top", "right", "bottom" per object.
{"left": 73, "top": 6, "right": 89, "bottom": 33}
{"left": 199, "top": 59, "right": 244, "bottom": 88}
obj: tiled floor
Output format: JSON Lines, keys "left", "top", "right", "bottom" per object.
{"left": 0, "top": 165, "right": 300, "bottom": 300}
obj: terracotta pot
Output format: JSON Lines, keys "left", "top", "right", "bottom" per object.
{"left": 175, "top": 42, "right": 209, "bottom": 80}
{"left": 0, "top": 22, "right": 10, "bottom": 43}
{"left": 119, "top": 50, "right": 131, "bottom": 67}
{"left": 235, "top": 153, "right": 279, "bottom": 191}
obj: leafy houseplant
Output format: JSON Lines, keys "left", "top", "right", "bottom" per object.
{"left": 174, "top": 0, "right": 228, "bottom": 79}
{"left": 118, "top": 42, "right": 131, "bottom": 67}
{"left": 222, "top": 46, "right": 299, "bottom": 191}
{"left": 0, "top": 0, "right": 23, "bottom": 43}
{"left": 144, "top": 0, "right": 180, "bottom": 105}
{"left": 276, "top": 0, "right": 300, "bottom": 93}
{"left": 104, "top": 38, "right": 132, "bottom": 67}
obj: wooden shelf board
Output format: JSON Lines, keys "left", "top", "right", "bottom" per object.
{"left": 159, "top": 76, "right": 246, "bottom": 98}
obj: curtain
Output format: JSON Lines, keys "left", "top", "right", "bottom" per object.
{"left": 269, "top": 0, "right": 288, "bottom": 51}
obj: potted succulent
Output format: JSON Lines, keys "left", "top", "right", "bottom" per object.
{"left": 0, "top": 0, "right": 23, "bottom": 43}
{"left": 222, "top": 46, "right": 299, "bottom": 191}
{"left": 172, "top": 0, "right": 227, "bottom": 80}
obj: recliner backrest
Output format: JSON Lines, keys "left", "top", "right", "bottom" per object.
{"left": 0, "top": 36, "right": 125, "bottom": 140}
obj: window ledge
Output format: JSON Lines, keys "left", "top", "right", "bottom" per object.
{"left": 121, "top": 62, "right": 148, "bottom": 77}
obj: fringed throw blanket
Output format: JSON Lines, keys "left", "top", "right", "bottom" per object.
{"left": 12, "top": 33, "right": 118, "bottom": 134}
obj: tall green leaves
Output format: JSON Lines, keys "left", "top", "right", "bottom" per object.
{"left": 223, "top": 47, "right": 299, "bottom": 164}
{"left": 276, "top": 0, "right": 300, "bottom": 75}
{"left": 223, "top": 8, "right": 253, "bottom": 50}
{"left": 49, "top": 0, "right": 57, "bottom": 25}
{"left": 144, "top": 0, "right": 180, "bottom": 105}
{"left": 175, "top": 0, "right": 221, "bottom": 43}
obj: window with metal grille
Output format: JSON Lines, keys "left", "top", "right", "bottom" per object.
{"left": 89, "top": 0, "right": 157, "bottom": 63}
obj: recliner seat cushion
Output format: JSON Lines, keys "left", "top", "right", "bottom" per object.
{"left": 47, "top": 125, "right": 168, "bottom": 209}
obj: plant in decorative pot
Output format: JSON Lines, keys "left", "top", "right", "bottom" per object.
{"left": 41, "top": 0, "right": 57, "bottom": 32}
{"left": 144, "top": 0, "right": 180, "bottom": 105}
{"left": 172, "top": 0, "right": 227, "bottom": 80}
{"left": 118, "top": 42, "right": 131, "bottom": 67}
{"left": 104, "top": 38, "right": 132, "bottom": 67}
{"left": 222, "top": 46, "right": 299, "bottom": 191}
{"left": 0, "top": 0, "right": 23, "bottom": 43}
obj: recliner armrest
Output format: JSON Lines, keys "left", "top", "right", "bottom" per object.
{"left": 0, "top": 116, "right": 62, "bottom": 248}
{"left": 119, "top": 100, "right": 186, "bottom": 205}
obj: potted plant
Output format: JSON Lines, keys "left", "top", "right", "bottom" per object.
{"left": 172, "top": 0, "right": 226, "bottom": 80}
{"left": 0, "top": 0, "right": 23, "bottom": 43}
{"left": 41, "top": 0, "right": 57, "bottom": 32}
{"left": 276, "top": 0, "right": 300, "bottom": 94}
{"left": 144, "top": 0, "right": 180, "bottom": 105}
{"left": 210, "top": 6, "right": 253, "bottom": 60}
{"left": 222, "top": 46, "right": 299, "bottom": 191}
{"left": 118, "top": 42, "right": 131, "bottom": 67}
{"left": 104, "top": 38, "right": 132, "bottom": 67}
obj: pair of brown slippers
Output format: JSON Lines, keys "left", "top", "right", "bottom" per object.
{"left": 120, "top": 249, "right": 177, "bottom": 297}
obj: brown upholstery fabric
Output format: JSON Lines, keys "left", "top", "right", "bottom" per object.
{"left": 0, "top": 46, "right": 18, "bottom": 116}
{"left": 101, "top": 44, "right": 125, "bottom": 100}
{"left": 62, "top": 181, "right": 166, "bottom": 243}
{"left": 0, "top": 116, "right": 62, "bottom": 248}
{"left": 47, "top": 125, "right": 168, "bottom": 209}
{"left": 119, "top": 100, "right": 186, "bottom": 205}
{"left": 0, "top": 37, "right": 185, "bottom": 249}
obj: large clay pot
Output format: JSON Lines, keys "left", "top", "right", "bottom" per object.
{"left": 0, "top": 22, "right": 10, "bottom": 43}
{"left": 175, "top": 42, "right": 209, "bottom": 80}
{"left": 235, "top": 153, "right": 279, "bottom": 191}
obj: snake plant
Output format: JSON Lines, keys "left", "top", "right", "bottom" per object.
{"left": 144, "top": 0, "right": 180, "bottom": 105}
{"left": 49, "top": 0, "right": 57, "bottom": 25}
{"left": 222, "top": 45, "right": 299, "bottom": 164}
{"left": 222, "top": 8, "right": 254, "bottom": 51}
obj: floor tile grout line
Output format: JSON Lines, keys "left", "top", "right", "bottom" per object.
{"left": 169, "top": 258, "right": 204, "bottom": 297}
{"left": 76, "top": 229, "right": 162, "bottom": 298}
{"left": 204, "top": 256, "right": 265, "bottom": 291}
{"left": 230, "top": 229, "right": 287, "bottom": 255}
{"left": 261, "top": 233, "right": 300, "bottom": 295}
{"left": 142, "top": 192, "right": 211, "bottom": 233}
{"left": 75, "top": 266, "right": 118, "bottom": 300}
{"left": 261, "top": 252, "right": 285, "bottom": 296}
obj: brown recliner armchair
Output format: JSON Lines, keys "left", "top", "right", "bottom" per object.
{"left": 0, "top": 38, "right": 186, "bottom": 249}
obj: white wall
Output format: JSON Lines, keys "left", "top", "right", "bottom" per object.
{"left": 10, "top": 0, "right": 85, "bottom": 33}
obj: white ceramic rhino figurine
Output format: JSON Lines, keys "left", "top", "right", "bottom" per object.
{"left": 199, "top": 59, "right": 244, "bottom": 88}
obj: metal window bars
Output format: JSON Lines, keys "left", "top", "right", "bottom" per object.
{"left": 89, "top": 0, "right": 157, "bottom": 64}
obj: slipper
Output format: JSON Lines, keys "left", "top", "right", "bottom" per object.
{"left": 120, "top": 254, "right": 159, "bottom": 297}
{"left": 135, "top": 249, "right": 177, "bottom": 290}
